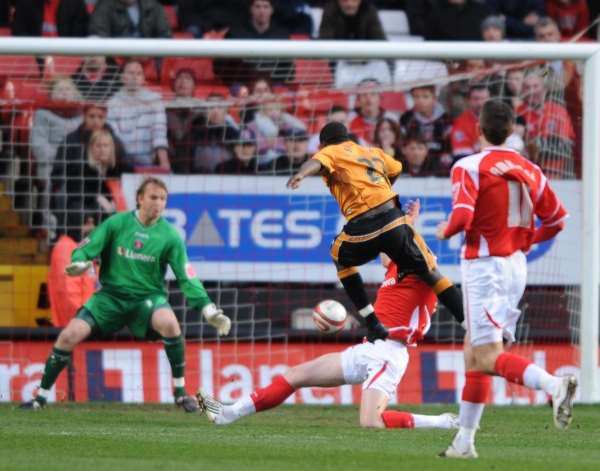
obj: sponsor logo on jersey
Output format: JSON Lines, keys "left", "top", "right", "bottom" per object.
{"left": 117, "top": 246, "right": 156, "bottom": 263}
{"left": 77, "top": 237, "right": 90, "bottom": 248}
{"left": 185, "top": 263, "right": 196, "bottom": 279}
{"left": 134, "top": 239, "right": 144, "bottom": 250}
{"left": 135, "top": 232, "right": 149, "bottom": 239}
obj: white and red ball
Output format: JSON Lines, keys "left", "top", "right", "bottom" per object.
{"left": 312, "top": 299, "right": 347, "bottom": 333}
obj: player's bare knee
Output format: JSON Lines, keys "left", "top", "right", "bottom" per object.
{"left": 159, "top": 320, "right": 180, "bottom": 338}
{"left": 359, "top": 415, "right": 384, "bottom": 428}
{"left": 56, "top": 328, "right": 82, "bottom": 350}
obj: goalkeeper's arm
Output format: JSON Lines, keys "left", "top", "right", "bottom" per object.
{"left": 167, "top": 236, "right": 231, "bottom": 336}
{"left": 67, "top": 216, "right": 114, "bottom": 276}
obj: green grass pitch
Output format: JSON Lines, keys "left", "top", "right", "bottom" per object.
{"left": 1, "top": 403, "right": 599, "bottom": 470}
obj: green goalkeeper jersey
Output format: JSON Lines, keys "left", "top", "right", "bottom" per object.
{"left": 71, "top": 211, "right": 212, "bottom": 310}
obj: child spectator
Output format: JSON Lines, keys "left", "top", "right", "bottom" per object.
{"left": 400, "top": 85, "right": 453, "bottom": 172}
{"left": 107, "top": 59, "right": 170, "bottom": 170}
{"left": 374, "top": 117, "right": 402, "bottom": 160}
{"left": 215, "top": 128, "right": 260, "bottom": 174}
{"left": 399, "top": 132, "right": 441, "bottom": 177}
{"left": 248, "top": 93, "right": 306, "bottom": 164}
{"left": 263, "top": 128, "right": 311, "bottom": 175}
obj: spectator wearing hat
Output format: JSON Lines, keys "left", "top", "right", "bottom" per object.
{"left": 215, "top": 128, "right": 260, "bottom": 174}
{"left": 166, "top": 68, "right": 205, "bottom": 174}
{"left": 263, "top": 128, "right": 311, "bottom": 175}
{"left": 481, "top": 15, "right": 506, "bottom": 41}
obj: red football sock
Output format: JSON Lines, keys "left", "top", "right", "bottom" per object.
{"left": 462, "top": 371, "right": 491, "bottom": 403}
{"left": 494, "top": 352, "right": 532, "bottom": 385}
{"left": 250, "top": 375, "right": 295, "bottom": 412}
{"left": 381, "top": 411, "right": 415, "bottom": 428}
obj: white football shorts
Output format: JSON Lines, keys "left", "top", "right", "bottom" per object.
{"left": 340, "top": 339, "right": 408, "bottom": 399}
{"left": 462, "top": 250, "right": 527, "bottom": 347}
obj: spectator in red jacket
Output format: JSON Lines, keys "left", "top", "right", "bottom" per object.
{"left": 48, "top": 217, "right": 97, "bottom": 327}
{"left": 450, "top": 84, "right": 490, "bottom": 161}
{"left": 518, "top": 69, "right": 575, "bottom": 178}
{"left": 545, "top": 0, "right": 590, "bottom": 38}
{"left": 349, "top": 78, "right": 394, "bottom": 144}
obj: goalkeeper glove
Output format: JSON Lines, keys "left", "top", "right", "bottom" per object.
{"left": 202, "top": 303, "right": 231, "bottom": 336}
{"left": 65, "top": 261, "right": 92, "bottom": 276}
{"left": 364, "top": 313, "right": 388, "bottom": 343}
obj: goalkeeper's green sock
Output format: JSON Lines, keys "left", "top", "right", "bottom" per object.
{"left": 37, "top": 347, "right": 72, "bottom": 400}
{"left": 164, "top": 335, "right": 186, "bottom": 396}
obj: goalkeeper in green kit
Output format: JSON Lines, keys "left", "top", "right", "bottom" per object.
{"left": 20, "top": 177, "right": 231, "bottom": 412}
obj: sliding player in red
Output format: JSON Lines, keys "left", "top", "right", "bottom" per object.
{"left": 437, "top": 100, "right": 577, "bottom": 459}
{"left": 197, "top": 201, "right": 458, "bottom": 431}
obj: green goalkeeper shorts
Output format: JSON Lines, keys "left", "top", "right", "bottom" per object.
{"left": 77, "top": 290, "right": 171, "bottom": 339}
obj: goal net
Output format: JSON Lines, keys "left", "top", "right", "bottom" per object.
{"left": 0, "top": 39, "right": 597, "bottom": 405}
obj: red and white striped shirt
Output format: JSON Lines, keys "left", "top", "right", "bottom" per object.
{"left": 444, "top": 147, "right": 568, "bottom": 259}
{"left": 374, "top": 263, "right": 437, "bottom": 346}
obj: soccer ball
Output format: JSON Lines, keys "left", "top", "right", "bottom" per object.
{"left": 312, "top": 299, "right": 347, "bottom": 333}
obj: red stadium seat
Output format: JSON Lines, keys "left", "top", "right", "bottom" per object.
{"left": 381, "top": 91, "right": 408, "bottom": 114}
{"left": 0, "top": 56, "right": 41, "bottom": 78}
{"left": 160, "top": 57, "right": 215, "bottom": 86}
{"left": 293, "top": 59, "right": 333, "bottom": 87}
{"left": 43, "top": 56, "right": 82, "bottom": 78}
{"left": 295, "top": 88, "right": 349, "bottom": 118}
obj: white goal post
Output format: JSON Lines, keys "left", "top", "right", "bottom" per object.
{"left": 0, "top": 37, "right": 597, "bottom": 403}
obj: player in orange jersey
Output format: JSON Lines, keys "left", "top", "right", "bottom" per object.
{"left": 284, "top": 122, "right": 466, "bottom": 343}
{"left": 198, "top": 201, "right": 458, "bottom": 430}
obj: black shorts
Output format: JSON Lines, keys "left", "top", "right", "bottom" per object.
{"left": 330, "top": 207, "right": 436, "bottom": 276}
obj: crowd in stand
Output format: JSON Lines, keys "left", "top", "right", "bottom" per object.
{"left": 0, "top": 0, "right": 597, "bottom": 237}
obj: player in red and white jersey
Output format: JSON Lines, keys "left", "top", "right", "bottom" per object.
{"left": 436, "top": 100, "right": 577, "bottom": 459}
{"left": 197, "top": 202, "right": 458, "bottom": 431}
{"left": 375, "top": 254, "right": 437, "bottom": 347}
